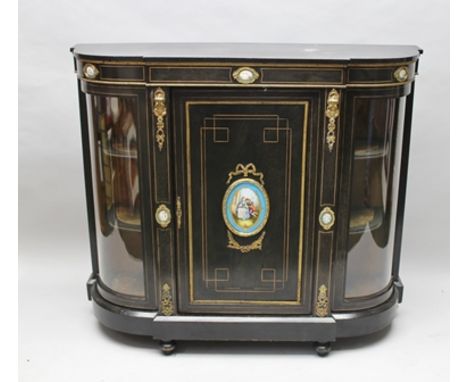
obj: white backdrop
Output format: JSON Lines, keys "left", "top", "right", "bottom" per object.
{"left": 19, "top": 0, "right": 449, "bottom": 381}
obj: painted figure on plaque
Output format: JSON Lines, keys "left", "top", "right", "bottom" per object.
{"left": 232, "top": 189, "right": 260, "bottom": 229}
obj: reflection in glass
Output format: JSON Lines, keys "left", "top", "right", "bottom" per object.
{"left": 87, "top": 95, "right": 144, "bottom": 297}
{"left": 345, "top": 97, "right": 405, "bottom": 298}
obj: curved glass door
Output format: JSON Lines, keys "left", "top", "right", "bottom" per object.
{"left": 87, "top": 95, "right": 145, "bottom": 297}
{"left": 345, "top": 97, "right": 405, "bottom": 298}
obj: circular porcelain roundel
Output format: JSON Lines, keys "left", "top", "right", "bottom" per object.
{"left": 222, "top": 178, "right": 270, "bottom": 237}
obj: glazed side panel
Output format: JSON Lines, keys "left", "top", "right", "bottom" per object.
{"left": 80, "top": 82, "right": 158, "bottom": 310}
{"left": 332, "top": 83, "right": 413, "bottom": 311}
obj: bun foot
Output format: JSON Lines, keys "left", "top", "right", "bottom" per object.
{"left": 315, "top": 342, "right": 331, "bottom": 357}
{"left": 160, "top": 341, "right": 176, "bottom": 355}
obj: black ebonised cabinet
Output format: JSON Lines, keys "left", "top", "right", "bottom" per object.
{"left": 72, "top": 43, "right": 422, "bottom": 355}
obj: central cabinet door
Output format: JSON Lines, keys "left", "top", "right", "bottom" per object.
{"left": 173, "top": 89, "right": 319, "bottom": 314}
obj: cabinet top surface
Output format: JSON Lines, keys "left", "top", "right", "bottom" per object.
{"left": 71, "top": 43, "right": 421, "bottom": 61}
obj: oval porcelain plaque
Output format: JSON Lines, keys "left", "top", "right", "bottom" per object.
{"left": 222, "top": 178, "right": 269, "bottom": 237}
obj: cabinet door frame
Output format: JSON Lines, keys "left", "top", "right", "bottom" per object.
{"left": 172, "top": 88, "right": 322, "bottom": 315}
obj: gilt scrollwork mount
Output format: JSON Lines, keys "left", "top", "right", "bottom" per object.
{"left": 315, "top": 284, "right": 329, "bottom": 317}
{"left": 222, "top": 163, "right": 269, "bottom": 253}
{"left": 153, "top": 88, "right": 167, "bottom": 151}
{"left": 226, "top": 163, "right": 265, "bottom": 185}
{"left": 160, "top": 283, "right": 174, "bottom": 316}
{"left": 325, "top": 89, "right": 340, "bottom": 152}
